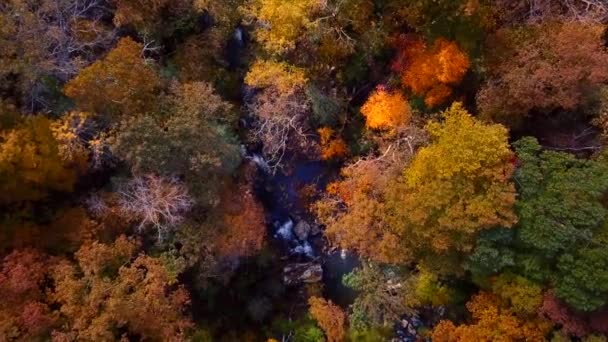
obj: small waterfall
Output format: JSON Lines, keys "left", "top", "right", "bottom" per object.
{"left": 227, "top": 26, "right": 246, "bottom": 68}
{"left": 275, "top": 219, "right": 294, "bottom": 240}
{"left": 246, "top": 147, "right": 326, "bottom": 260}
{"left": 292, "top": 241, "right": 314, "bottom": 258}
{"left": 250, "top": 154, "right": 271, "bottom": 173}
{"left": 233, "top": 27, "right": 244, "bottom": 47}
{"left": 242, "top": 145, "right": 271, "bottom": 173}
{"left": 274, "top": 219, "right": 315, "bottom": 257}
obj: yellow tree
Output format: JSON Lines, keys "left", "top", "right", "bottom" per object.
{"left": 241, "top": 0, "right": 324, "bottom": 54}
{"left": 360, "top": 86, "right": 412, "bottom": 130}
{"left": 245, "top": 60, "right": 307, "bottom": 93}
{"left": 389, "top": 103, "right": 516, "bottom": 260}
{"left": 0, "top": 116, "right": 78, "bottom": 204}
{"left": 64, "top": 37, "right": 160, "bottom": 117}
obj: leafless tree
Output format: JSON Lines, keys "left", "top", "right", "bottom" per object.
{"left": 558, "top": 0, "right": 608, "bottom": 22}
{"left": 499, "top": 0, "right": 608, "bottom": 24}
{"left": 84, "top": 192, "right": 108, "bottom": 218}
{"left": 1, "top": 0, "right": 116, "bottom": 111}
{"left": 118, "top": 175, "right": 194, "bottom": 241}
{"left": 248, "top": 88, "right": 314, "bottom": 173}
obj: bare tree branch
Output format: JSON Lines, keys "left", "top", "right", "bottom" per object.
{"left": 119, "top": 175, "right": 194, "bottom": 241}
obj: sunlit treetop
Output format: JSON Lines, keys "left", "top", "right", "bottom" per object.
{"left": 399, "top": 38, "right": 470, "bottom": 108}
{"left": 0, "top": 116, "right": 78, "bottom": 204}
{"left": 64, "top": 37, "right": 160, "bottom": 117}
{"left": 432, "top": 292, "right": 552, "bottom": 342}
{"left": 245, "top": 60, "right": 308, "bottom": 93}
{"left": 387, "top": 102, "right": 516, "bottom": 258}
{"left": 241, "top": 0, "right": 325, "bottom": 54}
{"left": 406, "top": 102, "right": 512, "bottom": 187}
{"left": 360, "top": 86, "right": 412, "bottom": 130}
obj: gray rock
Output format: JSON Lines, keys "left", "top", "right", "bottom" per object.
{"left": 283, "top": 262, "right": 322, "bottom": 285}
{"left": 293, "top": 220, "right": 311, "bottom": 241}
{"left": 310, "top": 222, "right": 322, "bottom": 236}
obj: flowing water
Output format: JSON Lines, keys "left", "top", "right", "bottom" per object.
{"left": 248, "top": 152, "right": 360, "bottom": 303}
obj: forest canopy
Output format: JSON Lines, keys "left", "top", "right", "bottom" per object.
{"left": 2, "top": 0, "right": 608, "bottom": 341}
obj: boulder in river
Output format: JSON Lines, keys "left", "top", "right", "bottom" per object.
{"left": 294, "top": 220, "right": 311, "bottom": 241}
{"left": 310, "top": 222, "right": 322, "bottom": 236}
{"left": 283, "top": 262, "right": 323, "bottom": 285}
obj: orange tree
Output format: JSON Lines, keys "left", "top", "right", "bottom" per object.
{"left": 50, "top": 236, "right": 193, "bottom": 341}
{"left": 308, "top": 296, "right": 347, "bottom": 342}
{"left": 64, "top": 37, "right": 160, "bottom": 117}
{"left": 397, "top": 38, "right": 470, "bottom": 108}
{"left": 477, "top": 22, "right": 608, "bottom": 125}
{"left": 432, "top": 292, "right": 551, "bottom": 342}
{"left": 360, "top": 86, "right": 412, "bottom": 130}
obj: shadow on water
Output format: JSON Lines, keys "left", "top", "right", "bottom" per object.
{"left": 251, "top": 155, "right": 361, "bottom": 306}
{"left": 323, "top": 251, "right": 360, "bottom": 307}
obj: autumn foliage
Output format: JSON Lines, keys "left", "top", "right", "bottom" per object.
{"left": 242, "top": 0, "right": 324, "bottom": 54}
{"left": 308, "top": 296, "right": 347, "bottom": 342}
{"left": 4, "top": 0, "right": 608, "bottom": 340}
{"left": 478, "top": 22, "right": 608, "bottom": 124}
{"left": 318, "top": 127, "right": 348, "bottom": 160}
{"left": 50, "top": 236, "right": 193, "bottom": 341}
{"left": 64, "top": 37, "right": 160, "bottom": 117}
{"left": 395, "top": 37, "right": 470, "bottom": 108}
{"left": 214, "top": 187, "right": 267, "bottom": 259}
{"left": 432, "top": 292, "right": 551, "bottom": 342}
{"left": 361, "top": 87, "right": 411, "bottom": 130}
{"left": 395, "top": 103, "right": 517, "bottom": 255}
{"left": 317, "top": 159, "right": 407, "bottom": 264}
{"left": 539, "top": 291, "right": 590, "bottom": 337}
{"left": 0, "top": 116, "right": 78, "bottom": 204}
{"left": 113, "top": 0, "right": 177, "bottom": 30}
{"left": 245, "top": 60, "right": 307, "bottom": 93}
{"left": 0, "top": 249, "right": 57, "bottom": 340}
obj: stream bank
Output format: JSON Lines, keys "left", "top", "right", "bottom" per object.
{"left": 249, "top": 154, "right": 360, "bottom": 304}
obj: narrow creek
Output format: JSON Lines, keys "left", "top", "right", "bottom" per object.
{"left": 228, "top": 25, "right": 422, "bottom": 340}
{"left": 247, "top": 153, "right": 425, "bottom": 341}
{"left": 248, "top": 153, "right": 360, "bottom": 306}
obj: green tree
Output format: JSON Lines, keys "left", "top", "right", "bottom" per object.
{"left": 470, "top": 138, "right": 608, "bottom": 311}
{"left": 554, "top": 246, "right": 608, "bottom": 312}
{"left": 513, "top": 137, "right": 608, "bottom": 256}
{"left": 112, "top": 82, "right": 241, "bottom": 206}
{"left": 343, "top": 264, "right": 418, "bottom": 330}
